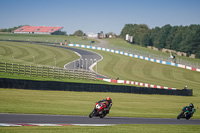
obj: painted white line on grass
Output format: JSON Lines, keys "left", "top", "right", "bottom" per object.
{"left": 0, "top": 123, "right": 116, "bottom": 127}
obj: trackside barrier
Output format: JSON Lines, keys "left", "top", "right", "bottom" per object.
{"left": 67, "top": 44, "right": 200, "bottom": 73}
{"left": 97, "top": 78, "right": 177, "bottom": 90}
{"left": 0, "top": 62, "right": 96, "bottom": 80}
{"left": 0, "top": 78, "right": 193, "bottom": 96}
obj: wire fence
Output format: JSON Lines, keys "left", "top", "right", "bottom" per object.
{"left": 0, "top": 62, "right": 96, "bottom": 80}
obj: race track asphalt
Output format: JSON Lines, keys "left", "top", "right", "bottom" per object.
{"left": 0, "top": 113, "right": 200, "bottom": 125}
{"left": 57, "top": 45, "right": 108, "bottom": 79}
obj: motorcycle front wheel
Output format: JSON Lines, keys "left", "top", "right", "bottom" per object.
{"left": 89, "top": 109, "right": 97, "bottom": 118}
{"left": 177, "top": 112, "right": 184, "bottom": 119}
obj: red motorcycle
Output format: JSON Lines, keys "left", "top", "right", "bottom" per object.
{"left": 89, "top": 102, "right": 106, "bottom": 118}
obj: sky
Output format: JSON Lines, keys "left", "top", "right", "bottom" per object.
{"left": 0, "top": 0, "right": 200, "bottom": 35}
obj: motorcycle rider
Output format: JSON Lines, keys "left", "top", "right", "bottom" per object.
{"left": 98, "top": 97, "right": 112, "bottom": 116}
{"left": 184, "top": 103, "right": 196, "bottom": 117}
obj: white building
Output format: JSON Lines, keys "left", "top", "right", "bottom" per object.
{"left": 126, "top": 34, "right": 129, "bottom": 41}
{"left": 88, "top": 33, "right": 98, "bottom": 38}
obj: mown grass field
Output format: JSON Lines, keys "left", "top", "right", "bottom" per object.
{"left": 1, "top": 124, "right": 200, "bottom": 133}
{"left": 0, "top": 41, "right": 79, "bottom": 67}
{"left": 0, "top": 32, "right": 98, "bottom": 45}
{"left": 91, "top": 49, "right": 200, "bottom": 92}
{"left": 0, "top": 88, "right": 200, "bottom": 119}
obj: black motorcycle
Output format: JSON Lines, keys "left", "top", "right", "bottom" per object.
{"left": 177, "top": 106, "right": 197, "bottom": 120}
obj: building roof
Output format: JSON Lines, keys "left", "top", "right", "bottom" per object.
{"left": 14, "top": 26, "right": 63, "bottom": 34}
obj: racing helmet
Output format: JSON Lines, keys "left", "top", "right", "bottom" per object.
{"left": 189, "top": 103, "right": 194, "bottom": 108}
{"left": 106, "top": 97, "right": 111, "bottom": 101}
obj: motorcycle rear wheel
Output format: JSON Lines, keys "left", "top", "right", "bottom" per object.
{"left": 186, "top": 115, "right": 191, "bottom": 120}
{"left": 100, "top": 114, "right": 105, "bottom": 118}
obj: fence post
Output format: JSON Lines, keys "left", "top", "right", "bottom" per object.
{"left": 72, "top": 70, "right": 75, "bottom": 79}
{"left": 30, "top": 65, "right": 32, "bottom": 76}
{"left": 58, "top": 68, "right": 60, "bottom": 78}
{"left": 12, "top": 63, "right": 14, "bottom": 74}
{"left": 36, "top": 66, "right": 38, "bottom": 76}
{"left": 18, "top": 64, "right": 20, "bottom": 75}
{"left": 63, "top": 69, "right": 65, "bottom": 78}
{"left": 68, "top": 69, "right": 70, "bottom": 79}
{"left": 5, "top": 63, "right": 7, "bottom": 73}
{"left": 47, "top": 67, "right": 49, "bottom": 77}
{"left": 24, "top": 65, "right": 26, "bottom": 75}
{"left": 42, "top": 66, "right": 44, "bottom": 77}
{"left": 53, "top": 67, "right": 55, "bottom": 78}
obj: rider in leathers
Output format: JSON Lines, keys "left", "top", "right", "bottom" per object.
{"left": 98, "top": 97, "right": 112, "bottom": 116}
{"left": 184, "top": 103, "right": 196, "bottom": 117}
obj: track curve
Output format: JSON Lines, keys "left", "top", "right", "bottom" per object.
{"left": 0, "top": 113, "right": 200, "bottom": 125}
{"left": 55, "top": 45, "right": 108, "bottom": 79}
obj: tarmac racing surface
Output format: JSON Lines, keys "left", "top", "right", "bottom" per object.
{"left": 0, "top": 113, "right": 200, "bottom": 125}
{"left": 56, "top": 45, "right": 108, "bottom": 79}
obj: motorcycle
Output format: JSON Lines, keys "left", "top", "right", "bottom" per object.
{"left": 177, "top": 106, "right": 197, "bottom": 120}
{"left": 89, "top": 102, "right": 107, "bottom": 118}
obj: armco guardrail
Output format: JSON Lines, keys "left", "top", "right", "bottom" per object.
{"left": 0, "top": 62, "right": 96, "bottom": 80}
{"left": 0, "top": 78, "right": 193, "bottom": 96}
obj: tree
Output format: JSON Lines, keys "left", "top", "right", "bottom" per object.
{"left": 52, "top": 30, "right": 67, "bottom": 35}
{"left": 140, "top": 33, "right": 150, "bottom": 47}
{"left": 120, "top": 24, "right": 150, "bottom": 46}
{"left": 166, "top": 26, "right": 178, "bottom": 49}
{"left": 0, "top": 25, "right": 25, "bottom": 32}
{"left": 120, "top": 23, "right": 200, "bottom": 58}
{"left": 158, "top": 24, "right": 172, "bottom": 49}
{"left": 150, "top": 27, "right": 160, "bottom": 48}
{"left": 73, "top": 30, "right": 84, "bottom": 36}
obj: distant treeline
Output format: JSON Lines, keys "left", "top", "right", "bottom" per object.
{"left": 0, "top": 25, "right": 23, "bottom": 32}
{"left": 120, "top": 24, "right": 200, "bottom": 58}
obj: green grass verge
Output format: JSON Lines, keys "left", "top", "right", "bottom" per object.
{"left": 0, "top": 41, "right": 79, "bottom": 68}
{"left": 0, "top": 124, "right": 200, "bottom": 133}
{"left": 0, "top": 32, "right": 99, "bottom": 45}
{"left": 82, "top": 47, "right": 200, "bottom": 93}
{"left": 0, "top": 88, "right": 200, "bottom": 119}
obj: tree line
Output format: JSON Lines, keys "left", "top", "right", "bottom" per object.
{"left": 120, "top": 24, "right": 200, "bottom": 58}
{"left": 0, "top": 25, "right": 24, "bottom": 32}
